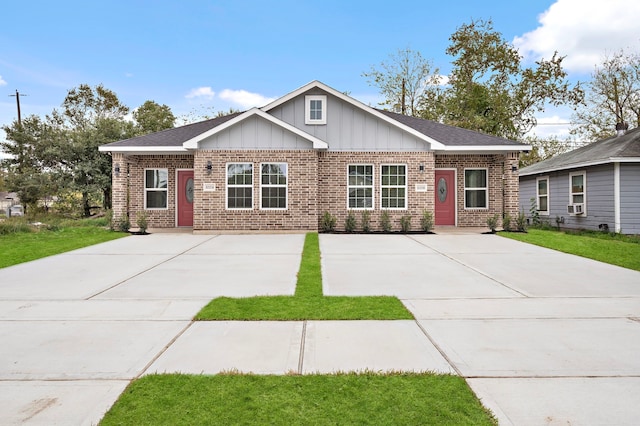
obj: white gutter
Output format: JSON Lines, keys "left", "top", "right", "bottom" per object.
{"left": 520, "top": 157, "right": 640, "bottom": 177}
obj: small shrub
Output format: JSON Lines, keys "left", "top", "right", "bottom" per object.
{"left": 0, "top": 220, "right": 33, "bottom": 235}
{"left": 529, "top": 197, "right": 541, "bottom": 227}
{"left": 380, "top": 211, "right": 391, "bottom": 232}
{"left": 516, "top": 210, "right": 527, "bottom": 232}
{"left": 400, "top": 215, "right": 412, "bottom": 233}
{"left": 344, "top": 211, "right": 357, "bottom": 233}
{"left": 117, "top": 214, "right": 131, "bottom": 233}
{"left": 361, "top": 210, "right": 371, "bottom": 232}
{"left": 486, "top": 214, "right": 499, "bottom": 233}
{"left": 136, "top": 211, "right": 148, "bottom": 234}
{"left": 420, "top": 210, "right": 434, "bottom": 232}
{"left": 320, "top": 211, "right": 337, "bottom": 232}
{"left": 502, "top": 213, "right": 512, "bottom": 232}
{"left": 105, "top": 209, "right": 114, "bottom": 230}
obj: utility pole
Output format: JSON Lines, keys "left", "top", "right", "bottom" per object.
{"left": 9, "top": 90, "right": 26, "bottom": 126}
{"left": 401, "top": 79, "right": 406, "bottom": 115}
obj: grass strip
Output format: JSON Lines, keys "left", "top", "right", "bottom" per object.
{"left": 100, "top": 373, "right": 497, "bottom": 426}
{"left": 500, "top": 228, "right": 640, "bottom": 271}
{"left": 0, "top": 226, "right": 126, "bottom": 268}
{"left": 195, "top": 232, "right": 413, "bottom": 320}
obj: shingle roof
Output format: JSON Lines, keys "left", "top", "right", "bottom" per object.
{"left": 376, "top": 109, "right": 527, "bottom": 147}
{"left": 520, "top": 127, "right": 640, "bottom": 176}
{"left": 101, "top": 112, "right": 243, "bottom": 148}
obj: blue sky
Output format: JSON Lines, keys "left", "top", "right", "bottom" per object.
{"left": 1, "top": 0, "right": 639, "bottom": 147}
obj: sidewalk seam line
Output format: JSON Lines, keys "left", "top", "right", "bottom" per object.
{"left": 414, "top": 319, "right": 463, "bottom": 377}
{"left": 298, "top": 320, "right": 307, "bottom": 375}
{"left": 135, "top": 321, "right": 194, "bottom": 379}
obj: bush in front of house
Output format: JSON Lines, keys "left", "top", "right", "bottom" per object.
{"left": 344, "top": 211, "right": 357, "bottom": 233}
{"left": 400, "top": 215, "right": 412, "bottom": 233}
{"left": 136, "top": 211, "right": 148, "bottom": 234}
{"left": 321, "top": 211, "right": 337, "bottom": 232}
{"left": 502, "top": 213, "right": 512, "bottom": 231}
{"left": 117, "top": 214, "right": 131, "bottom": 233}
{"left": 361, "top": 210, "right": 371, "bottom": 232}
{"left": 486, "top": 214, "right": 499, "bottom": 233}
{"left": 380, "top": 211, "right": 391, "bottom": 232}
{"left": 420, "top": 210, "right": 434, "bottom": 232}
{"left": 516, "top": 210, "right": 527, "bottom": 232}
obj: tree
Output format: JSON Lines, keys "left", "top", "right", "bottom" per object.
{"left": 133, "top": 100, "right": 176, "bottom": 135}
{"left": 571, "top": 50, "right": 640, "bottom": 141}
{"left": 47, "top": 84, "right": 132, "bottom": 215}
{"left": 519, "top": 136, "right": 575, "bottom": 168}
{"left": 438, "top": 19, "right": 583, "bottom": 139}
{"left": 363, "top": 48, "right": 442, "bottom": 117}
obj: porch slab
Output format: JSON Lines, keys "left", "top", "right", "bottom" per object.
{"left": 146, "top": 321, "right": 302, "bottom": 375}
{"left": 419, "top": 318, "right": 640, "bottom": 377}
{"left": 301, "top": 320, "right": 453, "bottom": 374}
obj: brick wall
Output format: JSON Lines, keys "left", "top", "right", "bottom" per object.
{"left": 193, "top": 150, "right": 318, "bottom": 231}
{"left": 110, "top": 150, "right": 519, "bottom": 231}
{"left": 318, "top": 152, "right": 435, "bottom": 232}
{"left": 435, "top": 153, "right": 520, "bottom": 227}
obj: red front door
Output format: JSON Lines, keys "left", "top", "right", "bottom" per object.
{"left": 177, "top": 170, "right": 194, "bottom": 227}
{"left": 435, "top": 170, "right": 455, "bottom": 225}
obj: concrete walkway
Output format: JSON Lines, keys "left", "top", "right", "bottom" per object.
{"left": 1, "top": 233, "right": 639, "bottom": 425}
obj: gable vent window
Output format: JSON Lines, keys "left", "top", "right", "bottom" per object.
{"left": 305, "top": 95, "right": 327, "bottom": 125}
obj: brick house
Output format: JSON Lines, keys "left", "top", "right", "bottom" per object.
{"left": 99, "top": 81, "right": 529, "bottom": 232}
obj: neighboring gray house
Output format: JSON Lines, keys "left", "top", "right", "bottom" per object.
{"left": 519, "top": 127, "right": 640, "bottom": 234}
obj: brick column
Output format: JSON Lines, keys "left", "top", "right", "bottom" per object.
{"left": 111, "top": 152, "right": 128, "bottom": 225}
{"left": 503, "top": 151, "right": 520, "bottom": 221}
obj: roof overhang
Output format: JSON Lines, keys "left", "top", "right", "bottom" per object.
{"left": 182, "top": 108, "right": 328, "bottom": 150}
{"left": 436, "top": 145, "right": 531, "bottom": 154}
{"left": 261, "top": 80, "right": 447, "bottom": 150}
{"left": 98, "top": 146, "right": 189, "bottom": 155}
{"left": 519, "top": 156, "right": 640, "bottom": 176}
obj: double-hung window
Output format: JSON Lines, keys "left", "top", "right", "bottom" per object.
{"left": 569, "top": 171, "right": 586, "bottom": 206}
{"left": 305, "top": 95, "right": 327, "bottom": 125}
{"left": 261, "top": 163, "right": 287, "bottom": 209}
{"left": 381, "top": 165, "right": 406, "bottom": 209}
{"left": 144, "top": 168, "right": 168, "bottom": 209}
{"left": 227, "top": 163, "right": 253, "bottom": 209}
{"left": 536, "top": 177, "right": 549, "bottom": 215}
{"left": 348, "top": 165, "right": 373, "bottom": 209}
{"left": 464, "top": 169, "right": 488, "bottom": 209}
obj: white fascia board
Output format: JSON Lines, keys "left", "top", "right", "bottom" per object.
{"left": 435, "top": 145, "right": 531, "bottom": 154}
{"left": 261, "top": 80, "right": 446, "bottom": 150}
{"left": 518, "top": 157, "right": 640, "bottom": 176}
{"left": 98, "top": 146, "right": 188, "bottom": 153}
{"left": 182, "top": 107, "right": 328, "bottom": 150}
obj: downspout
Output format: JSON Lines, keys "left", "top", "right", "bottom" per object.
{"left": 614, "top": 162, "right": 621, "bottom": 233}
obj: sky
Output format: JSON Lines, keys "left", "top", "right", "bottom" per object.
{"left": 1, "top": 0, "right": 640, "bottom": 152}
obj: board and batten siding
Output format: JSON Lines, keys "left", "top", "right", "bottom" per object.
{"left": 520, "top": 164, "right": 616, "bottom": 231}
{"left": 620, "top": 163, "right": 640, "bottom": 234}
{"left": 268, "top": 90, "right": 429, "bottom": 152}
{"left": 198, "top": 115, "right": 314, "bottom": 150}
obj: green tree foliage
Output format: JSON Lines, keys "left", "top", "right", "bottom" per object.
{"left": 133, "top": 100, "right": 176, "bottom": 135}
{"left": 519, "top": 135, "right": 575, "bottom": 168}
{"left": 571, "top": 49, "right": 640, "bottom": 141}
{"left": 362, "top": 48, "right": 442, "bottom": 117}
{"left": 365, "top": 20, "right": 584, "bottom": 140}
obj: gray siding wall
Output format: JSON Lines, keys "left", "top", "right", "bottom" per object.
{"left": 519, "top": 164, "right": 615, "bottom": 231}
{"left": 620, "top": 163, "right": 640, "bottom": 234}
{"left": 198, "top": 115, "right": 313, "bottom": 150}
{"left": 269, "top": 90, "right": 429, "bottom": 152}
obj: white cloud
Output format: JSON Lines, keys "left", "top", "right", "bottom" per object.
{"left": 527, "top": 113, "right": 573, "bottom": 139}
{"left": 0, "top": 75, "right": 7, "bottom": 86}
{"left": 218, "top": 89, "right": 275, "bottom": 108}
{"left": 514, "top": 0, "right": 640, "bottom": 73}
{"left": 185, "top": 86, "right": 215, "bottom": 99}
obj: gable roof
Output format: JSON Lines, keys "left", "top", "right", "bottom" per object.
{"left": 99, "top": 80, "right": 531, "bottom": 154}
{"left": 520, "top": 127, "right": 640, "bottom": 176}
{"left": 183, "top": 108, "right": 328, "bottom": 150}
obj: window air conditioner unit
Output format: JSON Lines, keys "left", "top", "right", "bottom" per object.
{"left": 567, "top": 203, "right": 584, "bottom": 215}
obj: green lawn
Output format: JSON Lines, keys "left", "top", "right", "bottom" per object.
{"left": 500, "top": 228, "right": 640, "bottom": 271}
{"left": 0, "top": 225, "right": 127, "bottom": 268}
{"left": 195, "top": 233, "right": 413, "bottom": 320}
{"left": 100, "top": 373, "right": 497, "bottom": 426}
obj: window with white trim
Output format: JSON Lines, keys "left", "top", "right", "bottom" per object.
{"left": 536, "top": 176, "right": 549, "bottom": 215}
{"left": 144, "top": 168, "right": 168, "bottom": 209}
{"left": 348, "top": 164, "right": 373, "bottom": 209}
{"left": 569, "top": 171, "right": 586, "bottom": 205}
{"left": 261, "top": 163, "right": 287, "bottom": 209}
{"left": 381, "top": 164, "right": 406, "bottom": 209}
{"left": 226, "top": 163, "right": 253, "bottom": 209}
{"left": 464, "top": 169, "right": 488, "bottom": 209}
{"left": 305, "top": 95, "right": 327, "bottom": 125}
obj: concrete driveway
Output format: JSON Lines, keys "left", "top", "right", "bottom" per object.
{"left": 1, "top": 232, "right": 639, "bottom": 425}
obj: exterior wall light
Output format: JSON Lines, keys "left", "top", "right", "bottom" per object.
{"left": 206, "top": 160, "right": 213, "bottom": 174}
{"left": 419, "top": 163, "right": 424, "bottom": 172}
{"left": 114, "top": 163, "right": 120, "bottom": 177}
